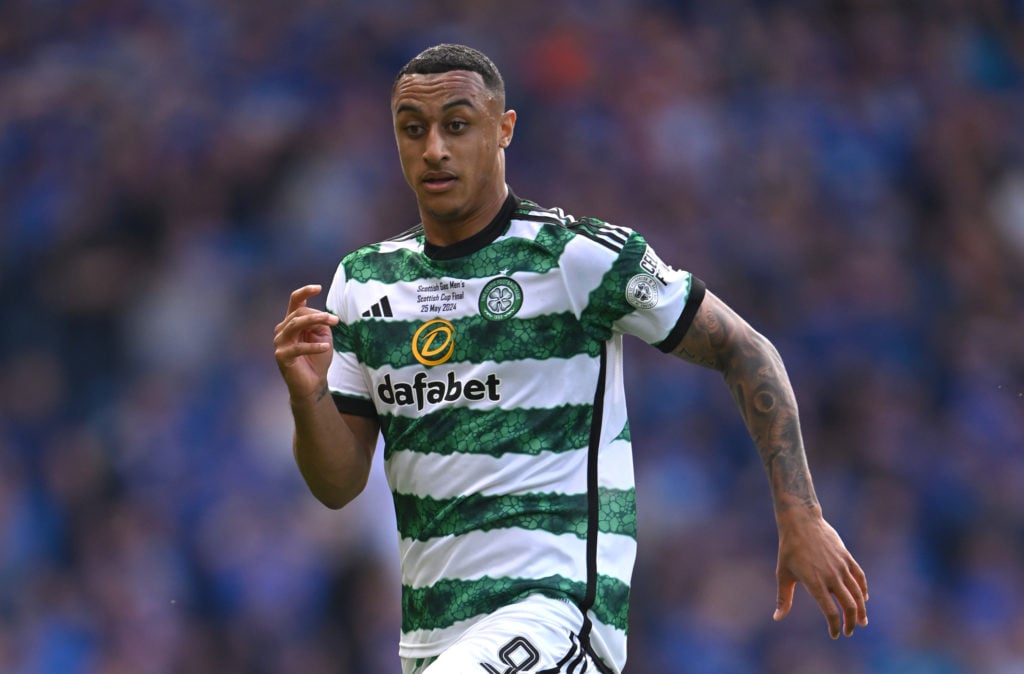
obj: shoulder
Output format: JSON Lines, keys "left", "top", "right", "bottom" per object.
{"left": 512, "top": 198, "right": 645, "bottom": 256}
{"left": 344, "top": 224, "right": 424, "bottom": 261}
{"left": 337, "top": 227, "right": 424, "bottom": 279}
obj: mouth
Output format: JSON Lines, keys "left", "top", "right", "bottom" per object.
{"left": 421, "top": 172, "right": 457, "bottom": 193}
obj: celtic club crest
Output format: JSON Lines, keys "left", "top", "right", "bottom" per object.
{"left": 479, "top": 277, "right": 523, "bottom": 321}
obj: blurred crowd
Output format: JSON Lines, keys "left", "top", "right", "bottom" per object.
{"left": 2, "top": 0, "right": 1023, "bottom": 672}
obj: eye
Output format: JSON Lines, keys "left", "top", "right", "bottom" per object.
{"left": 447, "top": 120, "right": 468, "bottom": 133}
{"left": 403, "top": 123, "right": 425, "bottom": 138}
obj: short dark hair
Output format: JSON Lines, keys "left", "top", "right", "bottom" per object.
{"left": 393, "top": 44, "right": 505, "bottom": 100}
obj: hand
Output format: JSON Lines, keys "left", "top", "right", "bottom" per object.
{"left": 773, "top": 511, "right": 869, "bottom": 639}
{"left": 273, "top": 285, "right": 340, "bottom": 403}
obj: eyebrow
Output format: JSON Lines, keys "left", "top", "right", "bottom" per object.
{"left": 442, "top": 98, "right": 475, "bottom": 111}
{"left": 394, "top": 98, "right": 476, "bottom": 115}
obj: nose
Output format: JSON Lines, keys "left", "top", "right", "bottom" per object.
{"left": 423, "top": 126, "right": 448, "bottom": 164}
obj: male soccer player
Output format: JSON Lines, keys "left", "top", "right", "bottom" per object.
{"left": 274, "top": 43, "right": 868, "bottom": 673}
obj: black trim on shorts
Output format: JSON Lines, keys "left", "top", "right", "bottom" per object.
{"left": 584, "top": 641, "right": 615, "bottom": 674}
{"left": 655, "top": 276, "right": 707, "bottom": 354}
{"left": 536, "top": 633, "right": 582, "bottom": 674}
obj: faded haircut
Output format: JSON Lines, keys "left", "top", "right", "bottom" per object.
{"left": 393, "top": 43, "right": 505, "bottom": 102}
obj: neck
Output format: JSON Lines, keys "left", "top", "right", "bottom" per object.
{"left": 421, "top": 184, "right": 509, "bottom": 247}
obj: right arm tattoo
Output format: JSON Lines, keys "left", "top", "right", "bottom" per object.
{"left": 672, "top": 294, "right": 819, "bottom": 514}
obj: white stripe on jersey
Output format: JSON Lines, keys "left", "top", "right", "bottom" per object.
{"left": 398, "top": 528, "right": 637, "bottom": 590}
{"left": 385, "top": 436, "right": 635, "bottom": 499}
{"left": 336, "top": 264, "right": 597, "bottom": 325}
{"left": 386, "top": 446, "right": 590, "bottom": 500}
{"left": 327, "top": 351, "right": 371, "bottom": 401}
{"left": 369, "top": 353, "right": 602, "bottom": 418}
{"left": 597, "top": 438, "right": 635, "bottom": 491}
{"left": 555, "top": 234, "right": 622, "bottom": 320}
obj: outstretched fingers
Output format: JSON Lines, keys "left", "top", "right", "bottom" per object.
{"left": 847, "top": 558, "right": 870, "bottom": 627}
{"left": 275, "top": 285, "right": 338, "bottom": 345}
{"left": 807, "top": 566, "right": 869, "bottom": 639}
{"left": 851, "top": 556, "right": 869, "bottom": 603}
{"left": 287, "top": 284, "right": 323, "bottom": 314}
{"left": 273, "top": 285, "right": 340, "bottom": 401}
{"left": 805, "top": 578, "right": 844, "bottom": 639}
{"left": 274, "top": 333, "right": 334, "bottom": 360}
{"left": 274, "top": 312, "right": 337, "bottom": 368}
{"left": 774, "top": 572, "right": 795, "bottom": 622}
{"left": 775, "top": 552, "right": 869, "bottom": 639}
{"left": 275, "top": 310, "right": 337, "bottom": 341}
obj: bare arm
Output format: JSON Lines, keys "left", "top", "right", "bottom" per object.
{"left": 290, "top": 385, "right": 379, "bottom": 510}
{"left": 274, "top": 285, "right": 380, "bottom": 509}
{"left": 672, "top": 290, "right": 868, "bottom": 638}
{"left": 672, "top": 290, "right": 817, "bottom": 515}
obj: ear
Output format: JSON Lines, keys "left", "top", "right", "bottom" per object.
{"left": 498, "top": 109, "right": 516, "bottom": 148}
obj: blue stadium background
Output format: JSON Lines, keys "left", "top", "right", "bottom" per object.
{"left": 2, "top": 1, "right": 1023, "bottom": 672}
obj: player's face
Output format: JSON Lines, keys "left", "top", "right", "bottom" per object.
{"left": 392, "top": 70, "right": 515, "bottom": 237}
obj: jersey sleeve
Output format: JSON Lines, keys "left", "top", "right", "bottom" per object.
{"left": 613, "top": 236, "right": 705, "bottom": 352}
{"left": 325, "top": 261, "right": 378, "bottom": 419}
{"left": 575, "top": 224, "right": 705, "bottom": 352}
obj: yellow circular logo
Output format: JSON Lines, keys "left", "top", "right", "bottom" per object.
{"left": 412, "top": 318, "right": 455, "bottom": 366}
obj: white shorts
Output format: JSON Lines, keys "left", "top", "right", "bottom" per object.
{"left": 400, "top": 595, "right": 614, "bottom": 674}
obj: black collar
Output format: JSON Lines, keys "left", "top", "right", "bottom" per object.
{"left": 423, "top": 191, "right": 519, "bottom": 260}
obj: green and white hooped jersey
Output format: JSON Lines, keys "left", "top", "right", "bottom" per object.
{"left": 326, "top": 193, "right": 705, "bottom": 672}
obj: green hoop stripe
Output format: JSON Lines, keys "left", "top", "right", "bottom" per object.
{"left": 343, "top": 225, "right": 575, "bottom": 283}
{"left": 393, "top": 487, "right": 637, "bottom": 542}
{"left": 381, "top": 403, "right": 592, "bottom": 460}
{"left": 334, "top": 311, "right": 598, "bottom": 370}
{"left": 401, "top": 574, "right": 631, "bottom": 633}
{"left": 580, "top": 232, "right": 648, "bottom": 340}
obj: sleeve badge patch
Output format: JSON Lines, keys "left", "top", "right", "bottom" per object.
{"left": 625, "top": 274, "right": 659, "bottom": 310}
